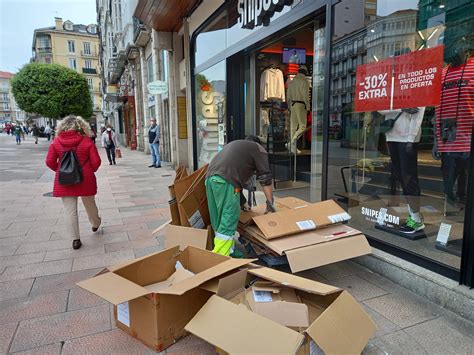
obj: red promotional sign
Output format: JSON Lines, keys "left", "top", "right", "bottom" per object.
{"left": 354, "top": 46, "right": 444, "bottom": 112}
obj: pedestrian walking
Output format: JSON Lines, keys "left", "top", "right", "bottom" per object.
{"left": 32, "top": 124, "right": 40, "bottom": 144}
{"left": 90, "top": 123, "right": 97, "bottom": 144}
{"left": 13, "top": 124, "right": 22, "bottom": 145}
{"left": 44, "top": 124, "right": 52, "bottom": 141}
{"left": 45, "top": 115, "right": 102, "bottom": 250}
{"left": 148, "top": 118, "right": 161, "bottom": 168}
{"left": 101, "top": 125, "right": 119, "bottom": 165}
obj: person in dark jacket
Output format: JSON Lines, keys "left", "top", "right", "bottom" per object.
{"left": 206, "top": 136, "right": 276, "bottom": 256}
{"left": 45, "top": 115, "right": 102, "bottom": 250}
{"left": 148, "top": 118, "right": 161, "bottom": 168}
{"left": 32, "top": 124, "right": 40, "bottom": 144}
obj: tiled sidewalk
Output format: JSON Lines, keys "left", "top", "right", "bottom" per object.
{"left": 0, "top": 134, "right": 473, "bottom": 354}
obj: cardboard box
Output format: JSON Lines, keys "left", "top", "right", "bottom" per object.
{"left": 163, "top": 224, "right": 213, "bottom": 251}
{"left": 185, "top": 267, "right": 377, "bottom": 355}
{"left": 243, "top": 223, "right": 371, "bottom": 272}
{"left": 77, "top": 245, "right": 253, "bottom": 352}
{"left": 252, "top": 199, "right": 352, "bottom": 240}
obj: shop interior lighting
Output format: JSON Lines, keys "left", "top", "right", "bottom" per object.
{"left": 417, "top": 30, "right": 425, "bottom": 40}
{"left": 439, "top": 4, "right": 445, "bottom": 9}
{"left": 373, "top": 55, "right": 379, "bottom": 62}
{"left": 427, "top": 27, "right": 439, "bottom": 41}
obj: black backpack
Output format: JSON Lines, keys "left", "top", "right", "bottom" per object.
{"left": 58, "top": 139, "right": 85, "bottom": 185}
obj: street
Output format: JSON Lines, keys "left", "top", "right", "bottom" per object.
{"left": 0, "top": 134, "right": 473, "bottom": 354}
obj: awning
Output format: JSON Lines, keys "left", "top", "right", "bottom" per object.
{"left": 134, "top": 0, "right": 201, "bottom": 31}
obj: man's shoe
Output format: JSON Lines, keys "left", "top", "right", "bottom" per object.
{"left": 72, "top": 239, "right": 82, "bottom": 250}
{"left": 399, "top": 216, "right": 425, "bottom": 234}
{"left": 92, "top": 218, "right": 101, "bottom": 232}
{"left": 148, "top": 165, "right": 155, "bottom": 168}
{"left": 155, "top": 165, "right": 161, "bottom": 168}
{"left": 113, "top": 161, "right": 116, "bottom": 165}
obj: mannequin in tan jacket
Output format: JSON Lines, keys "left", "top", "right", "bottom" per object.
{"left": 287, "top": 66, "right": 310, "bottom": 151}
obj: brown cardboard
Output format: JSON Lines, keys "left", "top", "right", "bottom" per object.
{"left": 253, "top": 199, "right": 351, "bottom": 240}
{"left": 77, "top": 245, "right": 254, "bottom": 352}
{"left": 285, "top": 234, "right": 371, "bottom": 272}
{"left": 163, "top": 224, "right": 209, "bottom": 250}
{"left": 200, "top": 269, "right": 247, "bottom": 300}
{"left": 184, "top": 295, "right": 305, "bottom": 354}
{"left": 275, "top": 197, "right": 311, "bottom": 209}
{"left": 174, "top": 165, "right": 207, "bottom": 226}
{"left": 168, "top": 199, "right": 180, "bottom": 225}
{"left": 186, "top": 267, "right": 376, "bottom": 355}
{"left": 179, "top": 167, "right": 210, "bottom": 228}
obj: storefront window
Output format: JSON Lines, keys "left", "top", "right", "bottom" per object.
{"left": 328, "top": 0, "right": 474, "bottom": 271}
{"left": 194, "top": 61, "right": 226, "bottom": 167}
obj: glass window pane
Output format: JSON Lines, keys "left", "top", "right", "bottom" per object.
{"left": 194, "top": 61, "right": 226, "bottom": 167}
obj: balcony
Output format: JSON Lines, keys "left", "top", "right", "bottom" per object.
{"left": 37, "top": 47, "right": 52, "bottom": 54}
{"left": 81, "top": 50, "right": 96, "bottom": 57}
{"left": 82, "top": 68, "right": 97, "bottom": 75}
{"left": 133, "top": 17, "right": 149, "bottom": 46}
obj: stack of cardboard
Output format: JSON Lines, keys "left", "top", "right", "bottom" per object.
{"left": 238, "top": 197, "right": 372, "bottom": 272}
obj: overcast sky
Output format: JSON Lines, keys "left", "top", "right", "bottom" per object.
{"left": 0, "top": 0, "right": 97, "bottom": 73}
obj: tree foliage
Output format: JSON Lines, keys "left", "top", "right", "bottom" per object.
{"left": 11, "top": 63, "right": 93, "bottom": 119}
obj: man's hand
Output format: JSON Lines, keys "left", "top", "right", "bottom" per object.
{"left": 405, "top": 142, "right": 414, "bottom": 154}
{"left": 265, "top": 200, "right": 277, "bottom": 214}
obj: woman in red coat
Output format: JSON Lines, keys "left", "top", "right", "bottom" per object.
{"left": 45, "top": 115, "right": 102, "bottom": 250}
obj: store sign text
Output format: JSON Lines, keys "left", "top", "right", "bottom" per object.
{"left": 361, "top": 207, "right": 400, "bottom": 226}
{"left": 238, "top": 0, "right": 293, "bottom": 29}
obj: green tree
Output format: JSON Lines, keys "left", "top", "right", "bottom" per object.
{"left": 11, "top": 63, "right": 93, "bottom": 120}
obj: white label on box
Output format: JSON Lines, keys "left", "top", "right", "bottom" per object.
{"left": 188, "top": 210, "right": 205, "bottom": 229}
{"left": 253, "top": 290, "right": 273, "bottom": 302}
{"left": 117, "top": 302, "right": 130, "bottom": 327}
{"left": 376, "top": 208, "right": 388, "bottom": 226}
{"left": 328, "top": 212, "right": 351, "bottom": 223}
{"left": 296, "top": 220, "right": 316, "bottom": 230}
{"left": 436, "top": 223, "right": 452, "bottom": 245}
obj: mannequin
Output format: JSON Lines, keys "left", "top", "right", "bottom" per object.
{"left": 379, "top": 107, "right": 426, "bottom": 234}
{"left": 435, "top": 48, "right": 473, "bottom": 209}
{"left": 286, "top": 66, "right": 310, "bottom": 152}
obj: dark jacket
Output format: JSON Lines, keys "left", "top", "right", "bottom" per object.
{"left": 206, "top": 140, "right": 272, "bottom": 188}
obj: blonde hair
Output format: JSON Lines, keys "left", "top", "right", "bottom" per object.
{"left": 57, "top": 115, "right": 91, "bottom": 136}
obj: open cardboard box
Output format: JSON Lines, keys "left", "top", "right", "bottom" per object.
{"left": 185, "top": 267, "right": 377, "bottom": 355}
{"left": 77, "top": 245, "right": 253, "bottom": 352}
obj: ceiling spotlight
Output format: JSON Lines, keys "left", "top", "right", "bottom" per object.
{"left": 439, "top": 4, "right": 445, "bottom": 8}
{"left": 370, "top": 29, "right": 375, "bottom": 33}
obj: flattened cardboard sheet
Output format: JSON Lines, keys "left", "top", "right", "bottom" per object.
{"left": 253, "top": 200, "right": 349, "bottom": 239}
{"left": 285, "top": 234, "right": 371, "bottom": 273}
{"left": 200, "top": 269, "right": 247, "bottom": 299}
{"left": 185, "top": 295, "right": 305, "bottom": 354}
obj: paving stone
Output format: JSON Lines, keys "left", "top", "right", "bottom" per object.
{"left": 30, "top": 268, "right": 102, "bottom": 295}
{"left": 11, "top": 343, "right": 61, "bottom": 355}
{"left": 165, "top": 334, "right": 216, "bottom": 355}
{"left": 0, "top": 278, "right": 34, "bottom": 302}
{"left": 329, "top": 274, "right": 389, "bottom": 301}
{"left": 371, "top": 330, "right": 427, "bottom": 354}
{"left": 0, "top": 252, "right": 45, "bottom": 270}
{"left": 0, "top": 290, "right": 68, "bottom": 325}
{"left": 15, "top": 240, "right": 70, "bottom": 255}
{"left": 44, "top": 244, "right": 105, "bottom": 262}
{"left": 105, "top": 237, "right": 158, "bottom": 253}
{"left": 314, "top": 260, "right": 368, "bottom": 280}
{"left": 0, "top": 245, "right": 17, "bottom": 257}
{"left": 0, "top": 259, "right": 73, "bottom": 282}
{"left": 134, "top": 244, "right": 165, "bottom": 258}
{"left": 404, "top": 317, "right": 474, "bottom": 354}
{"left": 0, "top": 322, "right": 17, "bottom": 354}
{"left": 10, "top": 304, "right": 111, "bottom": 352}
{"left": 72, "top": 249, "right": 135, "bottom": 271}
{"left": 362, "top": 305, "right": 401, "bottom": 339}
{"left": 61, "top": 329, "right": 153, "bottom": 354}
{"left": 364, "top": 292, "right": 441, "bottom": 328}
{"left": 67, "top": 287, "right": 107, "bottom": 311}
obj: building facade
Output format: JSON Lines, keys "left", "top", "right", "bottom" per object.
{"left": 133, "top": 0, "right": 474, "bottom": 287}
{"left": 31, "top": 18, "right": 103, "bottom": 124}
{"left": 0, "top": 71, "right": 26, "bottom": 122}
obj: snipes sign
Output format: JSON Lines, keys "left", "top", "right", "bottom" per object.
{"left": 238, "top": 0, "right": 294, "bottom": 29}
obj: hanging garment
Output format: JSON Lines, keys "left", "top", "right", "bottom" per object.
{"left": 287, "top": 73, "right": 311, "bottom": 142}
{"left": 435, "top": 56, "right": 474, "bottom": 153}
{"left": 260, "top": 68, "right": 285, "bottom": 101}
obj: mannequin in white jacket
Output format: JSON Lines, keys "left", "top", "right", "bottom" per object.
{"left": 378, "top": 107, "right": 426, "bottom": 234}
{"left": 287, "top": 66, "right": 310, "bottom": 152}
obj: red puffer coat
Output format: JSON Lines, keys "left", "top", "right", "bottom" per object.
{"left": 46, "top": 130, "right": 101, "bottom": 197}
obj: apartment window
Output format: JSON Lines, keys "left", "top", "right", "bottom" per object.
{"left": 68, "top": 58, "right": 77, "bottom": 70}
{"left": 83, "top": 42, "right": 91, "bottom": 55}
{"left": 4, "top": 103, "right": 10, "bottom": 110}
{"left": 37, "top": 36, "right": 50, "bottom": 49}
{"left": 68, "top": 40, "right": 75, "bottom": 53}
{"left": 87, "top": 78, "right": 93, "bottom": 90}
{"left": 2, "top": 93, "right": 8, "bottom": 101}
{"left": 85, "top": 60, "right": 92, "bottom": 69}
{"left": 45, "top": 57, "right": 52, "bottom": 64}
